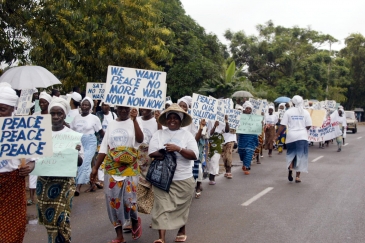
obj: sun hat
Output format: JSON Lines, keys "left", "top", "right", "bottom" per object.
{"left": 158, "top": 103, "right": 192, "bottom": 127}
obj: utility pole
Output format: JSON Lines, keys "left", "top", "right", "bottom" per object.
{"left": 326, "top": 41, "right": 331, "bottom": 100}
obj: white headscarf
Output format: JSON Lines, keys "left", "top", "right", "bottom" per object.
{"left": 166, "top": 100, "right": 173, "bottom": 105}
{"left": 81, "top": 97, "right": 94, "bottom": 110}
{"left": 243, "top": 101, "right": 253, "bottom": 109}
{"left": 39, "top": 91, "right": 52, "bottom": 104}
{"left": 292, "top": 95, "right": 304, "bottom": 114}
{"left": 278, "top": 103, "right": 286, "bottom": 109}
{"left": 48, "top": 97, "right": 71, "bottom": 115}
{"left": 0, "top": 83, "right": 18, "bottom": 107}
{"left": 177, "top": 96, "right": 192, "bottom": 107}
{"left": 268, "top": 105, "right": 275, "bottom": 111}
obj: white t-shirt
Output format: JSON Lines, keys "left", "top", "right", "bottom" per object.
{"left": 99, "top": 119, "right": 143, "bottom": 181}
{"left": 70, "top": 114, "right": 102, "bottom": 135}
{"left": 281, "top": 108, "right": 312, "bottom": 143}
{"left": 223, "top": 132, "right": 236, "bottom": 144}
{"left": 0, "top": 158, "right": 34, "bottom": 173}
{"left": 265, "top": 113, "right": 278, "bottom": 125}
{"left": 67, "top": 109, "right": 80, "bottom": 123}
{"left": 137, "top": 117, "right": 159, "bottom": 144}
{"left": 181, "top": 122, "right": 198, "bottom": 137}
{"left": 148, "top": 129, "right": 199, "bottom": 181}
{"left": 102, "top": 112, "right": 117, "bottom": 132}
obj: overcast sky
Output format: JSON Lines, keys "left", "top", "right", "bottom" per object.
{"left": 180, "top": 0, "right": 365, "bottom": 51}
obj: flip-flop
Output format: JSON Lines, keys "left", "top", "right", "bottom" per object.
{"left": 226, "top": 173, "right": 233, "bottom": 179}
{"left": 295, "top": 177, "right": 301, "bottom": 183}
{"left": 195, "top": 191, "right": 201, "bottom": 199}
{"left": 153, "top": 240, "right": 164, "bottom": 243}
{"left": 131, "top": 217, "right": 142, "bottom": 240}
{"left": 175, "top": 235, "right": 187, "bottom": 242}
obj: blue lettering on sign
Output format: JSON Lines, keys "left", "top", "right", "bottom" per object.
{"left": 105, "top": 94, "right": 125, "bottom": 104}
{"left": 0, "top": 142, "right": 45, "bottom": 157}
{"left": 0, "top": 160, "right": 9, "bottom": 169}
{"left": 146, "top": 99, "right": 164, "bottom": 109}
{"left": 135, "top": 70, "right": 162, "bottom": 80}
{"left": 2, "top": 116, "right": 44, "bottom": 130}
{"left": 142, "top": 88, "right": 162, "bottom": 99}
{"left": 127, "top": 97, "right": 147, "bottom": 107}
{"left": 111, "top": 67, "right": 124, "bottom": 76}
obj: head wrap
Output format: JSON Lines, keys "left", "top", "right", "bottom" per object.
{"left": 0, "top": 83, "right": 18, "bottom": 107}
{"left": 166, "top": 100, "right": 173, "bottom": 105}
{"left": 278, "top": 103, "right": 286, "bottom": 109}
{"left": 338, "top": 105, "right": 344, "bottom": 110}
{"left": 48, "top": 97, "right": 71, "bottom": 115}
{"left": 39, "top": 91, "right": 52, "bottom": 104}
{"left": 292, "top": 95, "right": 304, "bottom": 114}
{"left": 268, "top": 105, "right": 275, "bottom": 110}
{"left": 243, "top": 101, "right": 253, "bottom": 109}
{"left": 33, "top": 88, "right": 38, "bottom": 94}
{"left": 71, "top": 92, "right": 82, "bottom": 102}
{"left": 81, "top": 97, "right": 94, "bottom": 110}
{"left": 166, "top": 111, "right": 184, "bottom": 121}
{"left": 177, "top": 96, "right": 192, "bottom": 107}
{"left": 236, "top": 104, "right": 244, "bottom": 111}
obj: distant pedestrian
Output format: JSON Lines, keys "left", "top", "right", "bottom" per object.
{"left": 264, "top": 106, "right": 278, "bottom": 157}
{"left": 276, "top": 95, "right": 312, "bottom": 183}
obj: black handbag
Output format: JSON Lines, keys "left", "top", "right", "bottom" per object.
{"left": 146, "top": 149, "right": 177, "bottom": 192}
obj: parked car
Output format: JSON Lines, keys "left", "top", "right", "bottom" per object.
{"left": 345, "top": 111, "right": 358, "bottom": 133}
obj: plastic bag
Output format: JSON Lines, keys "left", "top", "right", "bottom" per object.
{"left": 146, "top": 149, "right": 177, "bottom": 192}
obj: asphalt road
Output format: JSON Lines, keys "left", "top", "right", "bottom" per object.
{"left": 24, "top": 127, "right": 365, "bottom": 243}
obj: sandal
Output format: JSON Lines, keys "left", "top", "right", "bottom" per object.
{"left": 131, "top": 217, "right": 142, "bottom": 240}
{"left": 84, "top": 183, "right": 97, "bottom": 192}
{"left": 295, "top": 177, "right": 301, "bottom": 183}
{"left": 109, "top": 240, "right": 126, "bottom": 243}
{"left": 175, "top": 235, "right": 187, "bottom": 242}
{"left": 195, "top": 191, "right": 201, "bottom": 199}
{"left": 26, "top": 199, "right": 33, "bottom": 206}
{"left": 288, "top": 170, "right": 293, "bottom": 182}
{"left": 226, "top": 173, "right": 233, "bottom": 179}
{"left": 224, "top": 173, "right": 228, "bottom": 177}
{"left": 153, "top": 240, "right": 164, "bottom": 243}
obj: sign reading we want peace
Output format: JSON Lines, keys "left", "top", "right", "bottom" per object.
{"left": 103, "top": 66, "right": 167, "bottom": 110}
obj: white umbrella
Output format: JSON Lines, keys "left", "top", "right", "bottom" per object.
{"left": 0, "top": 66, "right": 61, "bottom": 89}
{"left": 231, "top": 90, "right": 254, "bottom": 98}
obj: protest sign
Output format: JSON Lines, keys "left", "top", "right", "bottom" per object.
{"left": 308, "top": 118, "right": 342, "bottom": 142}
{"left": 16, "top": 89, "right": 34, "bottom": 115}
{"left": 325, "top": 100, "right": 336, "bottom": 110}
{"left": 260, "top": 99, "right": 268, "bottom": 114}
{"left": 191, "top": 93, "right": 218, "bottom": 122}
{"left": 227, "top": 109, "right": 242, "bottom": 129}
{"left": 103, "top": 66, "right": 167, "bottom": 109}
{"left": 0, "top": 115, "right": 53, "bottom": 159}
{"left": 303, "top": 99, "right": 309, "bottom": 108}
{"left": 86, "top": 83, "right": 105, "bottom": 100}
{"left": 34, "top": 100, "right": 41, "bottom": 113}
{"left": 306, "top": 109, "right": 326, "bottom": 127}
{"left": 30, "top": 131, "right": 82, "bottom": 177}
{"left": 216, "top": 99, "right": 226, "bottom": 123}
{"left": 236, "top": 114, "right": 263, "bottom": 135}
{"left": 248, "top": 98, "right": 262, "bottom": 115}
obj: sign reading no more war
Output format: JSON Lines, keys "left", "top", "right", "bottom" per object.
{"left": 31, "top": 131, "right": 83, "bottom": 177}
{"left": 0, "top": 115, "right": 53, "bottom": 159}
{"left": 103, "top": 66, "right": 167, "bottom": 109}
{"left": 86, "top": 83, "right": 105, "bottom": 100}
{"left": 236, "top": 114, "right": 263, "bottom": 135}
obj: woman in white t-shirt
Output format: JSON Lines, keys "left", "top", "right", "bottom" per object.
{"left": 71, "top": 97, "right": 104, "bottom": 195}
{"left": 148, "top": 104, "right": 199, "bottom": 243}
{"left": 90, "top": 106, "right": 143, "bottom": 242}
{"left": 264, "top": 106, "right": 278, "bottom": 157}
{"left": 276, "top": 95, "right": 312, "bottom": 183}
{"left": 28, "top": 91, "right": 52, "bottom": 206}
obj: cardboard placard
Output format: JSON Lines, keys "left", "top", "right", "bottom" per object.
{"left": 306, "top": 109, "right": 327, "bottom": 127}
{"left": 30, "top": 131, "right": 82, "bottom": 177}
{"left": 236, "top": 114, "right": 263, "bottom": 135}
{"left": 86, "top": 83, "right": 106, "bottom": 100}
{"left": 191, "top": 93, "right": 218, "bottom": 122}
{"left": 16, "top": 89, "right": 34, "bottom": 115}
{"left": 103, "top": 66, "right": 167, "bottom": 109}
{"left": 0, "top": 115, "right": 53, "bottom": 159}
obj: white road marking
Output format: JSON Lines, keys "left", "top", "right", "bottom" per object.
{"left": 357, "top": 137, "right": 362, "bottom": 139}
{"left": 312, "top": 156, "right": 324, "bottom": 162}
{"left": 242, "top": 187, "right": 273, "bottom": 206}
{"left": 343, "top": 143, "right": 349, "bottom": 146}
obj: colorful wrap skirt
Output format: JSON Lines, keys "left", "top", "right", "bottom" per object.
{"left": 37, "top": 176, "right": 75, "bottom": 243}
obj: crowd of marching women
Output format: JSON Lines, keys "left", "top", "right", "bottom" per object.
{"left": 1, "top": 82, "right": 349, "bottom": 243}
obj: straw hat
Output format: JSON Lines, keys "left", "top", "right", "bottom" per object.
{"left": 158, "top": 103, "right": 192, "bottom": 127}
